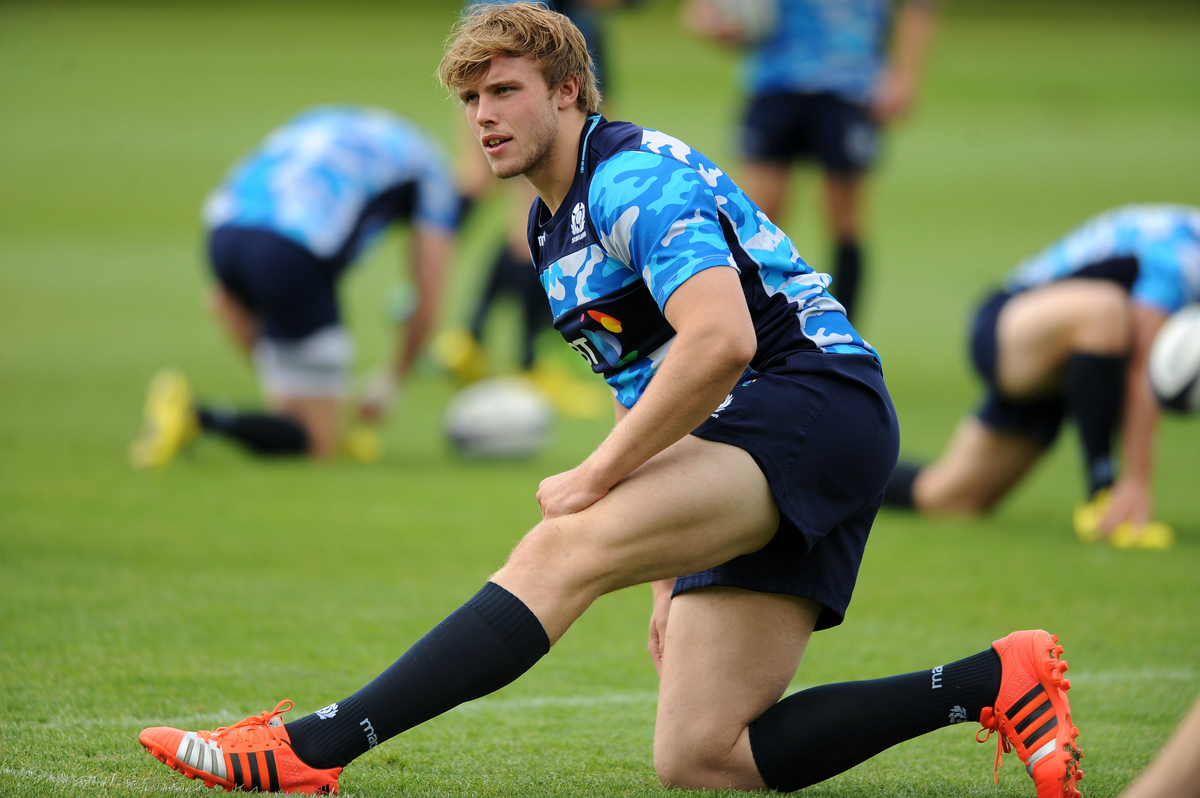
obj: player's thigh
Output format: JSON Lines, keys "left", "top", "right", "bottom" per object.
{"left": 209, "top": 285, "right": 259, "bottom": 354}
{"left": 654, "top": 587, "right": 821, "bottom": 783}
{"left": 494, "top": 435, "right": 779, "bottom": 635}
{"left": 914, "top": 416, "right": 1043, "bottom": 514}
{"left": 995, "top": 279, "right": 1129, "bottom": 397}
{"left": 570, "top": 434, "right": 780, "bottom": 589}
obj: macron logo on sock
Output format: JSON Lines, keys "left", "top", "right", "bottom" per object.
{"left": 360, "top": 718, "right": 379, "bottom": 749}
{"left": 931, "top": 665, "right": 943, "bottom": 689}
{"left": 315, "top": 703, "right": 339, "bottom": 720}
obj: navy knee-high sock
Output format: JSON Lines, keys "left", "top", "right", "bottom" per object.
{"left": 749, "top": 649, "right": 1001, "bottom": 791}
{"left": 882, "top": 461, "right": 923, "bottom": 509}
{"left": 833, "top": 240, "right": 863, "bottom": 322}
{"left": 285, "top": 582, "right": 550, "bottom": 769}
{"left": 197, "top": 408, "right": 308, "bottom": 455}
{"left": 1064, "top": 353, "right": 1126, "bottom": 496}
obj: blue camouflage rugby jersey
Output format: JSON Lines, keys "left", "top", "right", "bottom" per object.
{"left": 1006, "top": 205, "right": 1200, "bottom": 315}
{"left": 744, "top": 0, "right": 891, "bottom": 105}
{"left": 528, "top": 115, "right": 876, "bottom": 409}
{"left": 203, "top": 107, "right": 459, "bottom": 262}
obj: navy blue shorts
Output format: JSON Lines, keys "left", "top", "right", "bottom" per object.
{"left": 209, "top": 226, "right": 340, "bottom": 341}
{"left": 739, "top": 92, "right": 879, "bottom": 175}
{"left": 969, "top": 289, "right": 1066, "bottom": 447}
{"left": 675, "top": 351, "right": 899, "bottom": 631}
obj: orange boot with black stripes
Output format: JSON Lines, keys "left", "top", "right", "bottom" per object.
{"left": 140, "top": 700, "right": 341, "bottom": 794}
{"left": 978, "top": 630, "right": 1083, "bottom": 798}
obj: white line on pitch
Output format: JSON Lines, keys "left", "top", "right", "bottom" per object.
{"left": 0, "top": 766, "right": 199, "bottom": 794}
{"left": 7, "top": 670, "right": 1196, "bottom": 731}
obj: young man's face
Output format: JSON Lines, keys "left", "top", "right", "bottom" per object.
{"left": 459, "top": 54, "right": 562, "bottom": 180}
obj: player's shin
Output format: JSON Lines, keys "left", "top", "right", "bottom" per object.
{"left": 1063, "top": 353, "right": 1126, "bottom": 496}
{"left": 748, "top": 648, "right": 1001, "bottom": 791}
{"left": 198, "top": 408, "right": 310, "bottom": 455}
{"left": 284, "top": 582, "right": 550, "bottom": 769}
{"left": 833, "top": 240, "right": 863, "bottom": 322}
{"left": 882, "top": 460, "right": 923, "bottom": 509}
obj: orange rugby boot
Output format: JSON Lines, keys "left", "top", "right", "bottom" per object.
{"left": 977, "top": 631, "right": 1083, "bottom": 798}
{"left": 139, "top": 700, "right": 341, "bottom": 794}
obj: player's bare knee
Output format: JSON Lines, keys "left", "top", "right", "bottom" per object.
{"left": 503, "top": 516, "right": 615, "bottom": 592}
{"left": 913, "top": 468, "right": 992, "bottom": 516}
{"left": 654, "top": 722, "right": 746, "bottom": 790}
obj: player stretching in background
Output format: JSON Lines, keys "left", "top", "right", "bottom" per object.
{"left": 884, "top": 205, "right": 1200, "bottom": 548}
{"left": 683, "top": 0, "right": 936, "bottom": 322}
{"left": 128, "top": 107, "right": 459, "bottom": 465}
{"left": 138, "top": 6, "right": 1081, "bottom": 795}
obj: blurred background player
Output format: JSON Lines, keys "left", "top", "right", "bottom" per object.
{"left": 883, "top": 204, "right": 1200, "bottom": 548}
{"left": 683, "top": 0, "right": 936, "bottom": 322}
{"left": 439, "top": 0, "right": 624, "bottom": 418}
{"left": 128, "top": 106, "right": 459, "bottom": 467}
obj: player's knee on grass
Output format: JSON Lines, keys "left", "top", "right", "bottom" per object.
{"left": 913, "top": 464, "right": 1005, "bottom": 516}
{"left": 653, "top": 722, "right": 753, "bottom": 791}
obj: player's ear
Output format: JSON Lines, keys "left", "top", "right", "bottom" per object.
{"left": 555, "top": 74, "right": 580, "bottom": 110}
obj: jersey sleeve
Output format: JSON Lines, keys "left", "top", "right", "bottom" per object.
{"left": 589, "top": 150, "right": 737, "bottom": 312}
{"left": 1132, "top": 244, "right": 1197, "bottom": 314}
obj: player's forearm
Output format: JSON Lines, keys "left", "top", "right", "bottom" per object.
{"left": 393, "top": 230, "right": 452, "bottom": 377}
{"left": 392, "top": 299, "right": 436, "bottom": 377}
{"left": 889, "top": 3, "right": 936, "bottom": 83}
{"left": 1119, "top": 345, "right": 1158, "bottom": 487}
{"left": 582, "top": 325, "right": 752, "bottom": 491}
{"left": 1120, "top": 306, "right": 1168, "bottom": 484}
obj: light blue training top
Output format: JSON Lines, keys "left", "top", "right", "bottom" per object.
{"left": 204, "top": 106, "right": 459, "bottom": 261}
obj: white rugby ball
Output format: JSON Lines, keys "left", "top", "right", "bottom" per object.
{"left": 443, "top": 377, "right": 554, "bottom": 457}
{"left": 1148, "top": 303, "right": 1200, "bottom": 413}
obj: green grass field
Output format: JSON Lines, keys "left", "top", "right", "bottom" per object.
{"left": 2, "top": 2, "right": 1199, "bottom": 796}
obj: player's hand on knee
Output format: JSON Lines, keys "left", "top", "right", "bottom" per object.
{"left": 536, "top": 465, "right": 609, "bottom": 520}
{"left": 647, "top": 579, "right": 674, "bottom": 677}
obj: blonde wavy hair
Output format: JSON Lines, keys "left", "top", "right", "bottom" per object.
{"left": 438, "top": 1, "right": 602, "bottom": 115}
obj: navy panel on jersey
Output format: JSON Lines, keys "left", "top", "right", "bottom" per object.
{"left": 740, "top": 92, "right": 879, "bottom": 175}
{"left": 675, "top": 351, "right": 899, "bottom": 630}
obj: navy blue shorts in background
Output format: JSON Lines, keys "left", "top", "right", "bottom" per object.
{"left": 740, "top": 92, "right": 879, "bottom": 175}
{"left": 969, "top": 289, "right": 1066, "bottom": 447}
{"left": 209, "top": 226, "right": 341, "bottom": 341}
{"left": 674, "top": 351, "right": 899, "bottom": 631}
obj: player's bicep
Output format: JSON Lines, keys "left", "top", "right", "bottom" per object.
{"left": 662, "top": 264, "right": 754, "bottom": 353}
{"left": 590, "top": 152, "right": 736, "bottom": 312}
